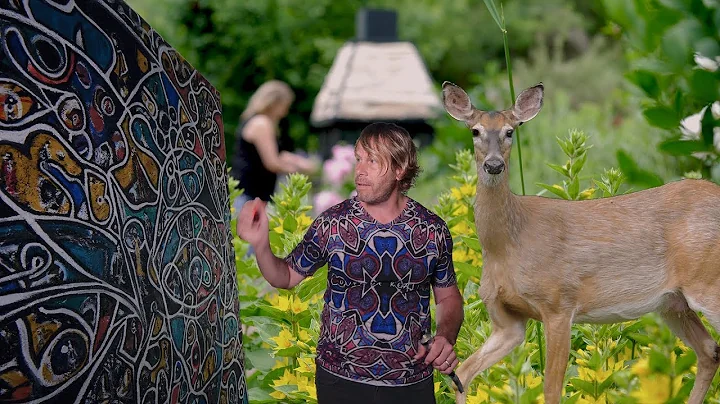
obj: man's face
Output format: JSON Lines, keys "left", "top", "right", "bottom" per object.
{"left": 354, "top": 144, "right": 400, "bottom": 205}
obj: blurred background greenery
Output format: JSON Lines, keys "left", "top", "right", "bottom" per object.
{"left": 127, "top": 0, "right": 720, "bottom": 207}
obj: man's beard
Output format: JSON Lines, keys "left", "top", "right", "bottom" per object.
{"left": 357, "top": 180, "right": 397, "bottom": 205}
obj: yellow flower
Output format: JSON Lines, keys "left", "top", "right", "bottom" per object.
{"left": 453, "top": 204, "right": 469, "bottom": 216}
{"left": 270, "top": 369, "right": 301, "bottom": 399}
{"left": 272, "top": 358, "right": 290, "bottom": 369}
{"left": 275, "top": 295, "right": 290, "bottom": 311}
{"left": 453, "top": 249, "right": 469, "bottom": 263}
{"left": 298, "top": 329, "right": 312, "bottom": 342}
{"left": 630, "top": 358, "right": 650, "bottom": 377}
{"left": 266, "top": 293, "right": 279, "bottom": 305}
{"left": 577, "top": 395, "right": 608, "bottom": 404}
{"left": 466, "top": 387, "right": 489, "bottom": 404}
{"left": 269, "top": 391, "right": 286, "bottom": 399}
{"left": 451, "top": 221, "right": 472, "bottom": 235}
{"left": 460, "top": 183, "right": 475, "bottom": 197}
{"left": 578, "top": 366, "right": 612, "bottom": 383}
{"left": 631, "top": 373, "right": 683, "bottom": 404}
{"left": 451, "top": 187, "right": 463, "bottom": 200}
{"left": 296, "top": 357, "right": 315, "bottom": 374}
{"left": 520, "top": 373, "right": 542, "bottom": 388}
{"left": 297, "top": 214, "right": 313, "bottom": 230}
{"left": 271, "top": 328, "right": 295, "bottom": 349}
{"left": 290, "top": 296, "right": 310, "bottom": 314}
{"left": 297, "top": 374, "right": 317, "bottom": 400}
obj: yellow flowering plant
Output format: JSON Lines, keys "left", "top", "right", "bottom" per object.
{"left": 232, "top": 141, "right": 720, "bottom": 403}
{"left": 231, "top": 173, "right": 327, "bottom": 403}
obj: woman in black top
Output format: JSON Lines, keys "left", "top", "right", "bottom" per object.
{"left": 230, "top": 80, "right": 318, "bottom": 214}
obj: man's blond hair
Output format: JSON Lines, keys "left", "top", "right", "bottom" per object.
{"left": 356, "top": 122, "right": 420, "bottom": 193}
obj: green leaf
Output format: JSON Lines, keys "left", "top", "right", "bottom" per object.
{"left": 246, "top": 347, "right": 277, "bottom": 371}
{"left": 598, "top": 371, "right": 617, "bottom": 392}
{"left": 657, "top": 139, "right": 710, "bottom": 156}
{"left": 536, "top": 183, "right": 570, "bottom": 200}
{"left": 690, "top": 69, "right": 720, "bottom": 104}
{"left": 454, "top": 261, "right": 480, "bottom": 275}
{"left": 568, "top": 177, "right": 580, "bottom": 200}
{"left": 570, "top": 152, "right": 587, "bottom": 177}
{"left": 675, "top": 350, "right": 697, "bottom": 374}
{"left": 657, "top": 0, "right": 691, "bottom": 11}
{"left": 568, "top": 378, "right": 596, "bottom": 395}
{"left": 274, "top": 345, "right": 303, "bottom": 357}
{"left": 693, "top": 37, "right": 720, "bottom": 61}
{"left": 616, "top": 150, "right": 664, "bottom": 188}
{"left": 661, "top": 20, "right": 702, "bottom": 70}
{"left": 626, "top": 70, "right": 660, "bottom": 99}
{"left": 283, "top": 215, "right": 297, "bottom": 233}
{"left": 460, "top": 236, "right": 482, "bottom": 252}
{"left": 701, "top": 106, "right": 717, "bottom": 147}
{"left": 248, "top": 387, "right": 275, "bottom": 403}
{"left": 642, "top": 105, "right": 680, "bottom": 129}
{"left": 649, "top": 349, "right": 672, "bottom": 372}
{"left": 593, "top": 180, "right": 611, "bottom": 196}
{"left": 547, "top": 163, "right": 569, "bottom": 177}
{"left": 482, "top": 0, "right": 503, "bottom": 30}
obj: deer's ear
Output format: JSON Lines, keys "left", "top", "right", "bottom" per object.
{"left": 442, "top": 81, "right": 474, "bottom": 122}
{"left": 512, "top": 83, "right": 544, "bottom": 123}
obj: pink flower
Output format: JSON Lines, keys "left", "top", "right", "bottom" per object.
{"left": 323, "top": 158, "right": 354, "bottom": 187}
{"left": 332, "top": 144, "right": 356, "bottom": 165}
{"left": 314, "top": 190, "right": 344, "bottom": 215}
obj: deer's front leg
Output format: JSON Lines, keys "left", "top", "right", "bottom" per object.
{"left": 542, "top": 315, "right": 573, "bottom": 403}
{"left": 455, "top": 303, "right": 527, "bottom": 404}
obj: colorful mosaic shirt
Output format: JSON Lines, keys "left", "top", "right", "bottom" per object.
{"left": 285, "top": 197, "right": 457, "bottom": 386}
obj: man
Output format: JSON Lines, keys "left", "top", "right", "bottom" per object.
{"left": 236, "top": 122, "right": 464, "bottom": 404}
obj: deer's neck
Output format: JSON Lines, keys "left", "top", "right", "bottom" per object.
{"left": 474, "top": 178, "right": 525, "bottom": 254}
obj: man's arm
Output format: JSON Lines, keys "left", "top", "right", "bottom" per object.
{"left": 253, "top": 242, "right": 306, "bottom": 289}
{"left": 414, "top": 284, "right": 464, "bottom": 374}
{"left": 434, "top": 285, "right": 464, "bottom": 345}
{"left": 236, "top": 198, "right": 306, "bottom": 289}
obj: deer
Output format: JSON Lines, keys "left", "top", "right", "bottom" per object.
{"left": 441, "top": 81, "right": 720, "bottom": 404}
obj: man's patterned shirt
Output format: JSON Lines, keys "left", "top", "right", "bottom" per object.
{"left": 285, "top": 197, "right": 457, "bottom": 386}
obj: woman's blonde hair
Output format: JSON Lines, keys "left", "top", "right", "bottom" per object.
{"left": 240, "top": 80, "right": 295, "bottom": 121}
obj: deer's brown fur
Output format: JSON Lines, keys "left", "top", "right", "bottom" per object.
{"left": 442, "top": 81, "right": 720, "bottom": 404}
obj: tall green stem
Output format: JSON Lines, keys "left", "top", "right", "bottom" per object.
{"left": 502, "top": 27, "right": 526, "bottom": 196}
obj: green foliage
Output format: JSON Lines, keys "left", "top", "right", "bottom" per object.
{"left": 602, "top": 0, "right": 720, "bottom": 182}
{"left": 127, "top": 0, "right": 611, "bottom": 156}
{"left": 537, "top": 129, "right": 600, "bottom": 200}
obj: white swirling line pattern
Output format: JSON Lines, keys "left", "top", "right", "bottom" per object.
{"left": 0, "top": 0, "right": 245, "bottom": 403}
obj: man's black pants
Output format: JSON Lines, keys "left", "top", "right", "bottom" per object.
{"left": 315, "top": 367, "right": 436, "bottom": 404}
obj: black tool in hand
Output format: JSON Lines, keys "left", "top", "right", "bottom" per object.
{"left": 419, "top": 333, "right": 464, "bottom": 393}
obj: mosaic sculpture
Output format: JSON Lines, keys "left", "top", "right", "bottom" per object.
{"left": 0, "top": 1, "right": 246, "bottom": 402}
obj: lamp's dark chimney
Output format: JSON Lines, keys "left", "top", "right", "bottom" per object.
{"left": 355, "top": 8, "right": 397, "bottom": 42}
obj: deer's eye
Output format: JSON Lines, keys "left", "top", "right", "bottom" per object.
{"left": 505, "top": 129, "right": 514, "bottom": 138}
{"left": 472, "top": 129, "right": 479, "bottom": 137}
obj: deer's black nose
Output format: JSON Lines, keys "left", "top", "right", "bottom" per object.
{"left": 483, "top": 159, "right": 505, "bottom": 175}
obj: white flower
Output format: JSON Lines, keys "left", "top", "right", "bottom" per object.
{"left": 680, "top": 102, "right": 720, "bottom": 140}
{"left": 712, "top": 101, "right": 720, "bottom": 119}
{"left": 680, "top": 106, "right": 706, "bottom": 140}
{"left": 694, "top": 52, "right": 719, "bottom": 72}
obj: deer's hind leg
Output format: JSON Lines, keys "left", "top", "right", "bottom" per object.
{"left": 659, "top": 294, "right": 720, "bottom": 404}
